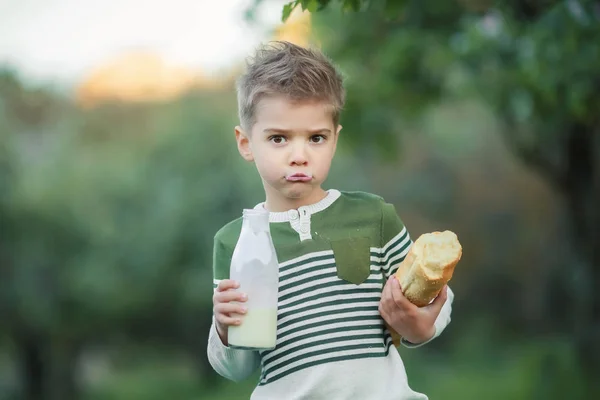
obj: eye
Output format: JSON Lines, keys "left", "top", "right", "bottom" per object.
{"left": 269, "top": 135, "right": 287, "bottom": 144}
{"left": 310, "top": 135, "right": 326, "bottom": 144}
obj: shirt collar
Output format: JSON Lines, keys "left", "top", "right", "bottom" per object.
{"left": 253, "top": 189, "right": 341, "bottom": 223}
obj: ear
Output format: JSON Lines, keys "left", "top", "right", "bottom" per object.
{"left": 332, "top": 124, "right": 342, "bottom": 155}
{"left": 235, "top": 126, "right": 254, "bottom": 162}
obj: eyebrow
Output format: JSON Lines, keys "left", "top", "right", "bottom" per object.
{"left": 263, "top": 128, "right": 332, "bottom": 135}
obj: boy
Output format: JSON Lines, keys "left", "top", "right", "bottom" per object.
{"left": 207, "top": 41, "right": 453, "bottom": 399}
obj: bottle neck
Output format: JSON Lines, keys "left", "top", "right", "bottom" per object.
{"left": 242, "top": 209, "right": 270, "bottom": 233}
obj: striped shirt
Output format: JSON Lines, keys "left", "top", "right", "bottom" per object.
{"left": 207, "top": 190, "right": 453, "bottom": 399}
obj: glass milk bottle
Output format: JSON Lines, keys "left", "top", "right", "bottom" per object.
{"left": 228, "top": 209, "right": 280, "bottom": 350}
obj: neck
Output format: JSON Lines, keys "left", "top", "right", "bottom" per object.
{"left": 264, "top": 187, "right": 328, "bottom": 212}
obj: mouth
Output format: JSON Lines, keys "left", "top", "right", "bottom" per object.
{"left": 285, "top": 173, "right": 313, "bottom": 182}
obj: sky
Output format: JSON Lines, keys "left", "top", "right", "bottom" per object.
{"left": 0, "top": 0, "right": 288, "bottom": 87}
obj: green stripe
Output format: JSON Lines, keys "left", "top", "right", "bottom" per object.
{"left": 373, "top": 239, "right": 411, "bottom": 267}
{"left": 264, "top": 332, "right": 384, "bottom": 366}
{"left": 261, "top": 322, "right": 383, "bottom": 358}
{"left": 279, "top": 287, "right": 382, "bottom": 311}
{"left": 280, "top": 254, "right": 333, "bottom": 273}
{"left": 279, "top": 269, "right": 337, "bottom": 292}
{"left": 371, "top": 229, "right": 409, "bottom": 259}
{"left": 277, "top": 314, "right": 382, "bottom": 341}
{"left": 259, "top": 338, "right": 393, "bottom": 385}
{"left": 263, "top": 341, "right": 388, "bottom": 378}
{"left": 277, "top": 305, "right": 379, "bottom": 331}
{"left": 279, "top": 261, "right": 336, "bottom": 283}
{"left": 281, "top": 267, "right": 382, "bottom": 292}
{"left": 383, "top": 331, "right": 392, "bottom": 343}
{"left": 278, "top": 230, "right": 407, "bottom": 278}
{"left": 376, "top": 237, "right": 410, "bottom": 266}
{"left": 277, "top": 295, "right": 381, "bottom": 322}
{"left": 279, "top": 278, "right": 381, "bottom": 303}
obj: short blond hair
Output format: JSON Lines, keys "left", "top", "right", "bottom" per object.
{"left": 236, "top": 41, "right": 346, "bottom": 131}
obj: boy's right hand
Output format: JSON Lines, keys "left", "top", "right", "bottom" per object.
{"left": 213, "top": 279, "right": 248, "bottom": 345}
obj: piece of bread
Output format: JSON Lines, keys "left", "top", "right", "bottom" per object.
{"left": 386, "top": 230, "right": 462, "bottom": 347}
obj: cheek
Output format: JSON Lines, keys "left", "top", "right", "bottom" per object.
{"left": 253, "top": 151, "right": 280, "bottom": 179}
{"left": 316, "top": 155, "right": 333, "bottom": 175}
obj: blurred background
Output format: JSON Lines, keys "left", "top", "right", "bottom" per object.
{"left": 1, "top": 0, "right": 598, "bottom": 399}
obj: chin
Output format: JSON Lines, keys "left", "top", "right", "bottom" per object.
{"left": 283, "top": 188, "right": 306, "bottom": 199}
{"left": 282, "top": 184, "right": 316, "bottom": 200}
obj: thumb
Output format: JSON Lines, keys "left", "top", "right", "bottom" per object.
{"left": 427, "top": 285, "right": 448, "bottom": 312}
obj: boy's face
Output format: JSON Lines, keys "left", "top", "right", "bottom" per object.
{"left": 235, "top": 95, "right": 341, "bottom": 212}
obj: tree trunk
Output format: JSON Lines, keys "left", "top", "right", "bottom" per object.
{"left": 510, "top": 120, "right": 600, "bottom": 394}
{"left": 15, "top": 331, "right": 81, "bottom": 400}
{"left": 15, "top": 332, "right": 45, "bottom": 400}
{"left": 563, "top": 123, "right": 600, "bottom": 392}
{"left": 48, "top": 339, "right": 81, "bottom": 400}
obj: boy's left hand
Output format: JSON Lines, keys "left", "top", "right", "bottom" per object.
{"left": 379, "top": 275, "right": 448, "bottom": 345}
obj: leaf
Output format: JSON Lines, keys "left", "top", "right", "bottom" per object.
{"left": 384, "top": 0, "right": 407, "bottom": 20}
{"left": 306, "top": 0, "right": 320, "bottom": 12}
{"left": 317, "top": 0, "right": 331, "bottom": 11}
{"left": 282, "top": 2, "right": 297, "bottom": 22}
{"left": 343, "top": 0, "right": 362, "bottom": 12}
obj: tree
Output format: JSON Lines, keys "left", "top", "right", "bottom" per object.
{"left": 0, "top": 77, "right": 263, "bottom": 398}
{"left": 280, "top": 0, "right": 600, "bottom": 387}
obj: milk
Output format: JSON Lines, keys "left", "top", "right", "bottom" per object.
{"left": 228, "top": 209, "right": 280, "bottom": 351}
{"left": 228, "top": 308, "right": 278, "bottom": 350}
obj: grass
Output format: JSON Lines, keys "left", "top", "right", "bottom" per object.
{"left": 82, "top": 331, "right": 593, "bottom": 400}
{"left": 83, "top": 351, "right": 259, "bottom": 400}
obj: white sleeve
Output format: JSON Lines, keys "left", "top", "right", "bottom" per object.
{"left": 207, "top": 318, "right": 261, "bottom": 381}
{"left": 401, "top": 286, "right": 454, "bottom": 348}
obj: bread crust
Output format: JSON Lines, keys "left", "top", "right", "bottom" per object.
{"left": 386, "top": 231, "right": 462, "bottom": 346}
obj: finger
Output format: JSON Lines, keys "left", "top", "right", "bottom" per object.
{"left": 378, "top": 298, "right": 389, "bottom": 319}
{"left": 214, "top": 290, "right": 248, "bottom": 304}
{"left": 215, "top": 303, "right": 247, "bottom": 316}
{"left": 216, "top": 279, "right": 240, "bottom": 292}
{"left": 381, "top": 276, "right": 394, "bottom": 308}
{"left": 215, "top": 313, "right": 242, "bottom": 326}
{"left": 390, "top": 276, "right": 415, "bottom": 310}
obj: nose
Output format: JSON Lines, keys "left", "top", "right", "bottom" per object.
{"left": 289, "top": 142, "right": 308, "bottom": 166}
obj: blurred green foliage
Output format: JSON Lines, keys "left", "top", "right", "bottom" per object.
{"left": 305, "top": 0, "right": 600, "bottom": 394}
{"left": 0, "top": 1, "right": 599, "bottom": 398}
